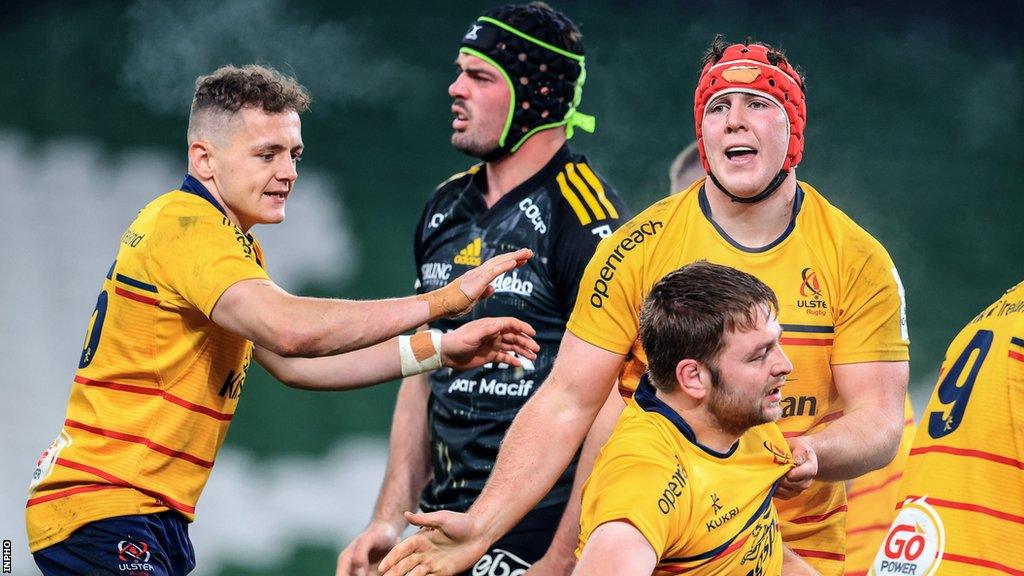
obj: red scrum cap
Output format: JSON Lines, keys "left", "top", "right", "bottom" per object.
{"left": 694, "top": 43, "right": 806, "bottom": 173}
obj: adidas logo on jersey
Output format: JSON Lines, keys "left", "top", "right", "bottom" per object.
{"left": 490, "top": 271, "right": 534, "bottom": 297}
{"left": 454, "top": 238, "right": 482, "bottom": 266}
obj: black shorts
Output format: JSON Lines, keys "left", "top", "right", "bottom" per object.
{"left": 460, "top": 503, "right": 567, "bottom": 576}
{"left": 34, "top": 511, "right": 194, "bottom": 576}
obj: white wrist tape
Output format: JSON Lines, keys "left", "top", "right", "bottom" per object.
{"left": 399, "top": 330, "right": 443, "bottom": 376}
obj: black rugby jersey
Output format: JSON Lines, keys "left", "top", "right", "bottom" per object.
{"left": 414, "top": 145, "right": 629, "bottom": 513}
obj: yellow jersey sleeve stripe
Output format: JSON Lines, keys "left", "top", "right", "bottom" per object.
{"left": 574, "top": 162, "right": 620, "bottom": 220}
{"left": 563, "top": 164, "right": 607, "bottom": 221}
{"left": 114, "top": 286, "right": 160, "bottom": 306}
{"left": 556, "top": 172, "right": 593, "bottom": 225}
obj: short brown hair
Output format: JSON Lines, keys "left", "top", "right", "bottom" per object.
{"left": 187, "top": 64, "right": 310, "bottom": 144}
{"left": 639, "top": 261, "right": 779, "bottom": 392}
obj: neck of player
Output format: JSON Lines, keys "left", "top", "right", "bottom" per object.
{"left": 482, "top": 129, "right": 566, "bottom": 208}
{"left": 657, "top": 389, "right": 741, "bottom": 454}
{"left": 704, "top": 170, "right": 798, "bottom": 249}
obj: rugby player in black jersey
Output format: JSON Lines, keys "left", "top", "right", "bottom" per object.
{"left": 337, "top": 4, "right": 628, "bottom": 576}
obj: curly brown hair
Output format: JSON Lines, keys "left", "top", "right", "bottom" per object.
{"left": 187, "top": 64, "right": 310, "bottom": 144}
{"left": 639, "top": 261, "right": 779, "bottom": 392}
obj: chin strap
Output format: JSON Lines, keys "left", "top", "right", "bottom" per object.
{"left": 708, "top": 169, "right": 788, "bottom": 204}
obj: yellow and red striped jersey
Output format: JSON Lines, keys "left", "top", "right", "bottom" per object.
{"left": 844, "top": 397, "right": 917, "bottom": 576}
{"left": 870, "top": 281, "right": 1024, "bottom": 575}
{"left": 577, "top": 379, "right": 793, "bottom": 575}
{"left": 568, "top": 180, "right": 910, "bottom": 576}
{"left": 26, "top": 180, "right": 269, "bottom": 552}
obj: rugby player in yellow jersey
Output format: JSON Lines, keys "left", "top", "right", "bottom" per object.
{"left": 665, "top": 139, "right": 918, "bottom": 576}
{"left": 664, "top": 138, "right": 916, "bottom": 576}
{"left": 574, "top": 261, "right": 818, "bottom": 575}
{"left": 870, "top": 281, "right": 1024, "bottom": 576}
{"left": 381, "top": 37, "right": 911, "bottom": 576}
{"left": 26, "top": 65, "right": 540, "bottom": 576}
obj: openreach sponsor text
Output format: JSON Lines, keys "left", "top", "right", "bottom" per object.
{"left": 590, "top": 220, "right": 663, "bottom": 308}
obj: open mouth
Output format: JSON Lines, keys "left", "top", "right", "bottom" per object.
{"left": 725, "top": 146, "right": 757, "bottom": 160}
{"left": 263, "top": 192, "right": 288, "bottom": 200}
{"left": 452, "top": 101, "right": 469, "bottom": 123}
{"left": 452, "top": 106, "right": 469, "bottom": 130}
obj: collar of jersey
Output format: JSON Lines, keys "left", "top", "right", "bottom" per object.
{"left": 634, "top": 376, "right": 738, "bottom": 459}
{"left": 697, "top": 183, "right": 804, "bottom": 254}
{"left": 180, "top": 174, "right": 228, "bottom": 218}
{"left": 464, "top": 144, "right": 574, "bottom": 223}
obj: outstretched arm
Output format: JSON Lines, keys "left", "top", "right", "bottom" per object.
{"left": 527, "top": 385, "right": 625, "bottom": 575}
{"left": 336, "top": 369, "right": 432, "bottom": 576}
{"left": 213, "top": 249, "right": 532, "bottom": 357}
{"left": 379, "top": 331, "right": 625, "bottom": 576}
{"left": 257, "top": 317, "right": 539, "bottom": 391}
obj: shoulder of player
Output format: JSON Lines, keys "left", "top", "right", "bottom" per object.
{"left": 432, "top": 164, "right": 483, "bottom": 197}
{"left": 143, "top": 190, "right": 235, "bottom": 234}
{"left": 796, "top": 181, "right": 894, "bottom": 259}
{"left": 591, "top": 192, "right": 680, "bottom": 249}
{"left": 608, "top": 403, "right": 688, "bottom": 458}
{"left": 420, "top": 164, "right": 483, "bottom": 217}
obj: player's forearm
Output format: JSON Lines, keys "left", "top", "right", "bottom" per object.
{"left": 278, "top": 295, "right": 433, "bottom": 358}
{"left": 806, "top": 361, "right": 908, "bottom": 480}
{"left": 215, "top": 279, "right": 434, "bottom": 358}
{"left": 544, "top": 386, "right": 625, "bottom": 566}
{"left": 256, "top": 339, "right": 405, "bottom": 390}
{"left": 371, "top": 373, "right": 434, "bottom": 530}
{"left": 469, "top": 377, "right": 603, "bottom": 544}
{"left": 803, "top": 401, "right": 902, "bottom": 480}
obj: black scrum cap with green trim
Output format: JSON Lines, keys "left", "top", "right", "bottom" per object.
{"left": 460, "top": 5, "right": 595, "bottom": 161}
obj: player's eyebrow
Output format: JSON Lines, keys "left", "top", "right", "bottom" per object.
{"left": 251, "top": 142, "right": 303, "bottom": 154}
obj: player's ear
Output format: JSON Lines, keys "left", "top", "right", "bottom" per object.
{"left": 189, "top": 140, "right": 216, "bottom": 180}
{"left": 675, "top": 359, "right": 707, "bottom": 400}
